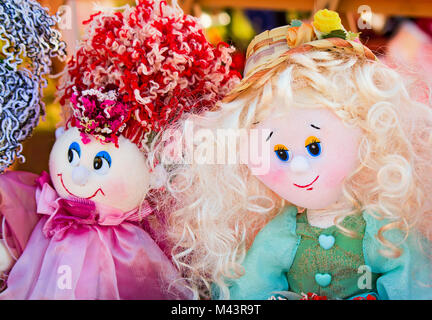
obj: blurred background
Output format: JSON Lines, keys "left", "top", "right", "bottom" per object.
{"left": 15, "top": 0, "right": 432, "bottom": 174}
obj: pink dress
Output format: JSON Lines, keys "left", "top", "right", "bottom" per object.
{"left": 0, "top": 171, "right": 191, "bottom": 300}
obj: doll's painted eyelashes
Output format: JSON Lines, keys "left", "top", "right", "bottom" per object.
{"left": 94, "top": 151, "right": 112, "bottom": 167}
{"left": 274, "top": 144, "right": 292, "bottom": 162}
{"left": 94, "top": 151, "right": 112, "bottom": 174}
{"left": 305, "top": 136, "right": 322, "bottom": 157}
{"left": 266, "top": 131, "right": 274, "bottom": 142}
{"left": 68, "top": 142, "right": 81, "bottom": 166}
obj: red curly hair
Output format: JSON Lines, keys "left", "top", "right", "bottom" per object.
{"left": 58, "top": 0, "right": 240, "bottom": 148}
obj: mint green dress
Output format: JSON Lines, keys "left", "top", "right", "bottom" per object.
{"left": 227, "top": 206, "right": 432, "bottom": 300}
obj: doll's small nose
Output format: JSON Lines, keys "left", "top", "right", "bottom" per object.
{"left": 290, "top": 155, "right": 310, "bottom": 173}
{"left": 72, "top": 166, "right": 90, "bottom": 186}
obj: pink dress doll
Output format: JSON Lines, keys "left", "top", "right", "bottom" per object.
{"left": 162, "top": 10, "right": 432, "bottom": 300}
{"left": 0, "top": 0, "right": 65, "bottom": 283}
{"left": 0, "top": 0, "right": 239, "bottom": 299}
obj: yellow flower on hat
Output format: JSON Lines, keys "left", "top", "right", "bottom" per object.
{"left": 313, "top": 9, "right": 343, "bottom": 34}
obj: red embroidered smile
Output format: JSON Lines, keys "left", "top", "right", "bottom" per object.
{"left": 293, "top": 175, "right": 319, "bottom": 191}
{"left": 57, "top": 173, "right": 105, "bottom": 199}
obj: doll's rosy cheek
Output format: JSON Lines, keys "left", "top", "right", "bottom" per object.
{"left": 325, "top": 170, "right": 347, "bottom": 187}
{"left": 100, "top": 180, "right": 127, "bottom": 198}
{"left": 320, "top": 156, "right": 357, "bottom": 188}
{"left": 258, "top": 166, "right": 287, "bottom": 187}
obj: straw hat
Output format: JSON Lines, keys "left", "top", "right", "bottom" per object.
{"left": 225, "top": 9, "right": 377, "bottom": 102}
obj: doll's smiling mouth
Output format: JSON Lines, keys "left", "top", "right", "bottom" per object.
{"left": 57, "top": 173, "right": 105, "bottom": 199}
{"left": 293, "top": 175, "right": 319, "bottom": 191}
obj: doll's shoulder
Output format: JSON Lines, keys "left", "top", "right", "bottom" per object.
{"left": 361, "top": 211, "right": 415, "bottom": 253}
{"left": 362, "top": 211, "right": 432, "bottom": 299}
{"left": 0, "top": 171, "right": 41, "bottom": 261}
{"left": 0, "top": 171, "right": 39, "bottom": 205}
{"left": 0, "top": 171, "right": 39, "bottom": 188}
{"left": 363, "top": 214, "right": 432, "bottom": 281}
{"left": 249, "top": 206, "right": 299, "bottom": 260}
{"left": 257, "top": 206, "right": 298, "bottom": 239}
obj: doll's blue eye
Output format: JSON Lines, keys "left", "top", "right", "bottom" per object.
{"left": 95, "top": 151, "right": 111, "bottom": 167}
{"left": 94, "top": 151, "right": 112, "bottom": 174}
{"left": 306, "top": 141, "right": 322, "bottom": 157}
{"left": 274, "top": 144, "right": 291, "bottom": 162}
{"left": 68, "top": 142, "right": 81, "bottom": 166}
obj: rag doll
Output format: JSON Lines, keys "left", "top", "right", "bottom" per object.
{"left": 0, "top": 0, "right": 65, "bottom": 282}
{"left": 164, "top": 9, "right": 432, "bottom": 300}
{"left": 0, "top": 0, "right": 239, "bottom": 299}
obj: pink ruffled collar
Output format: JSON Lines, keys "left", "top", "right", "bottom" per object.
{"left": 35, "top": 172, "right": 153, "bottom": 238}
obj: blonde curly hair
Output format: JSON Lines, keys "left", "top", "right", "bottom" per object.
{"left": 159, "top": 48, "right": 432, "bottom": 299}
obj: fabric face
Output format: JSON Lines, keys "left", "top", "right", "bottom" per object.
{"left": 251, "top": 106, "right": 362, "bottom": 209}
{"left": 49, "top": 127, "right": 150, "bottom": 213}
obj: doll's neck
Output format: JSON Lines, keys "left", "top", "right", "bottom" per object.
{"left": 305, "top": 198, "right": 354, "bottom": 229}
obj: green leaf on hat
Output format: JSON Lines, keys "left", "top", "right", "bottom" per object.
{"left": 321, "top": 29, "right": 347, "bottom": 40}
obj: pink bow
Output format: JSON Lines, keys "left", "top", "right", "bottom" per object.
{"left": 35, "top": 172, "right": 153, "bottom": 239}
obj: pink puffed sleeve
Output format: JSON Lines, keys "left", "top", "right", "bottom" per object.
{"left": 0, "top": 171, "right": 40, "bottom": 260}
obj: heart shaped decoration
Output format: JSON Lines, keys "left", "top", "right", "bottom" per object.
{"left": 318, "top": 234, "right": 335, "bottom": 250}
{"left": 315, "top": 273, "right": 332, "bottom": 288}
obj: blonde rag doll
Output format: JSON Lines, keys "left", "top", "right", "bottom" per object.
{"left": 164, "top": 9, "right": 432, "bottom": 300}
